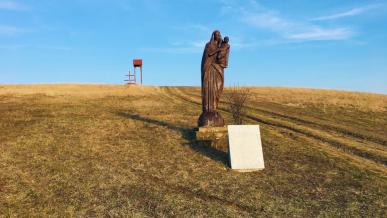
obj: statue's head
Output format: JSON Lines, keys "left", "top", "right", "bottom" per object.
{"left": 211, "top": 30, "right": 221, "bottom": 43}
{"left": 223, "top": 36, "right": 229, "bottom": 43}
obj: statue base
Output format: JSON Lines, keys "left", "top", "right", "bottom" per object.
{"left": 196, "top": 126, "right": 228, "bottom": 141}
{"left": 198, "top": 111, "right": 225, "bottom": 127}
{"left": 195, "top": 126, "right": 228, "bottom": 149}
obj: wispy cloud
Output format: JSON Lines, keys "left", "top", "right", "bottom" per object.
{"left": 141, "top": 38, "right": 279, "bottom": 53}
{"left": 242, "top": 11, "right": 293, "bottom": 32}
{"left": 140, "top": 40, "right": 206, "bottom": 54}
{"left": 0, "top": 44, "right": 27, "bottom": 49}
{"left": 141, "top": 23, "right": 212, "bottom": 54}
{"left": 0, "top": 1, "right": 29, "bottom": 11}
{"left": 228, "top": 1, "right": 356, "bottom": 42}
{"left": 242, "top": 12, "right": 355, "bottom": 41}
{"left": 42, "top": 46, "right": 73, "bottom": 51}
{"left": 312, "top": 4, "right": 382, "bottom": 21}
{"left": 0, "top": 44, "right": 72, "bottom": 51}
{"left": 173, "top": 24, "right": 210, "bottom": 33}
{"left": 0, "top": 25, "right": 26, "bottom": 35}
{"left": 139, "top": 46, "right": 201, "bottom": 54}
{"left": 288, "top": 27, "right": 353, "bottom": 41}
{"left": 143, "top": 0, "right": 371, "bottom": 53}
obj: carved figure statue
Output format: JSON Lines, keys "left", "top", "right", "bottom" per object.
{"left": 198, "top": 31, "right": 230, "bottom": 127}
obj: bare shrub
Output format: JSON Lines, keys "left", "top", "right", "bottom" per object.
{"left": 225, "top": 86, "right": 251, "bottom": 125}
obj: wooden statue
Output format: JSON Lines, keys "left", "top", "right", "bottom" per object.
{"left": 198, "top": 30, "right": 230, "bottom": 127}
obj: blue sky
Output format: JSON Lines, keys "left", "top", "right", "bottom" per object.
{"left": 0, "top": 0, "right": 386, "bottom": 93}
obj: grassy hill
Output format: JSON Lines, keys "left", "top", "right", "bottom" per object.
{"left": 0, "top": 84, "right": 386, "bottom": 217}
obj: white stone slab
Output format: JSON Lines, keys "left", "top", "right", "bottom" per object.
{"left": 228, "top": 125, "right": 264, "bottom": 171}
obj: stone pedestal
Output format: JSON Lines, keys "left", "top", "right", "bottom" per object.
{"left": 198, "top": 111, "right": 225, "bottom": 127}
{"left": 195, "top": 126, "right": 228, "bottom": 148}
{"left": 196, "top": 126, "right": 227, "bottom": 140}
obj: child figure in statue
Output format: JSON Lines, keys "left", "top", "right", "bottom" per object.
{"left": 217, "top": 36, "right": 230, "bottom": 68}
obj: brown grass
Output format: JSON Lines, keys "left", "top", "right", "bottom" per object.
{"left": 245, "top": 86, "right": 387, "bottom": 113}
{"left": 0, "top": 84, "right": 386, "bottom": 217}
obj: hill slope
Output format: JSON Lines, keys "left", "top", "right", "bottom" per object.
{"left": 0, "top": 85, "right": 386, "bottom": 217}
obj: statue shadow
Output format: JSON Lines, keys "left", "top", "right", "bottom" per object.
{"left": 116, "top": 112, "right": 229, "bottom": 166}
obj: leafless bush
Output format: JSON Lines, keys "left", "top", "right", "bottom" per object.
{"left": 225, "top": 86, "right": 251, "bottom": 125}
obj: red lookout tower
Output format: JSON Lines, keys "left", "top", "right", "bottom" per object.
{"left": 125, "top": 59, "right": 143, "bottom": 85}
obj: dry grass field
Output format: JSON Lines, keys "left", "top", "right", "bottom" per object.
{"left": 0, "top": 84, "right": 386, "bottom": 217}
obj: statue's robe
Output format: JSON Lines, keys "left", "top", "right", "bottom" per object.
{"left": 201, "top": 41, "right": 224, "bottom": 113}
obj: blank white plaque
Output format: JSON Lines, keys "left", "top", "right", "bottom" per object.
{"left": 228, "top": 125, "right": 264, "bottom": 171}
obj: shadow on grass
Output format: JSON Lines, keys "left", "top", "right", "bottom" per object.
{"left": 116, "top": 111, "right": 228, "bottom": 166}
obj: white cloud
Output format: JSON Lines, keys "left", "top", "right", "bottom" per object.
{"left": 144, "top": 0, "right": 369, "bottom": 53}
{"left": 0, "top": 44, "right": 26, "bottom": 49}
{"left": 142, "top": 22, "right": 212, "bottom": 54}
{"left": 0, "top": 44, "right": 72, "bottom": 51}
{"left": 0, "top": 25, "right": 25, "bottom": 35}
{"left": 288, "top": 27, "right": 354, "bottom": 41}
{"left": 139, "top": 46, "right": 201, "bottom": 54}
{"left": 312, "top": 4, "right": 381, "bottom": 21}
{"left": 146, "top": 23, "right": 214, "bottom": 54}
{"left": 231, "top": 1, "right": 356, "bottom": 42}
{"left": 242, "top": 12, "right": 293, "bottom": 31}
{"left": 0, "top": 1, "right": 29, "bottom": 11}
{"left": 190, "top": 40, "right": 207, "bottom": 48}
{"left": 173, "top": 24, "right": 210, "bottom": 33}
{"left": 242, "top": 12, "right": 355, "bottom": 41}
{"left": 140, "top": 39, "right": 208, "bottom": 54}
{"left": 41, "top": 46, "right": 73, "bottom": 51}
